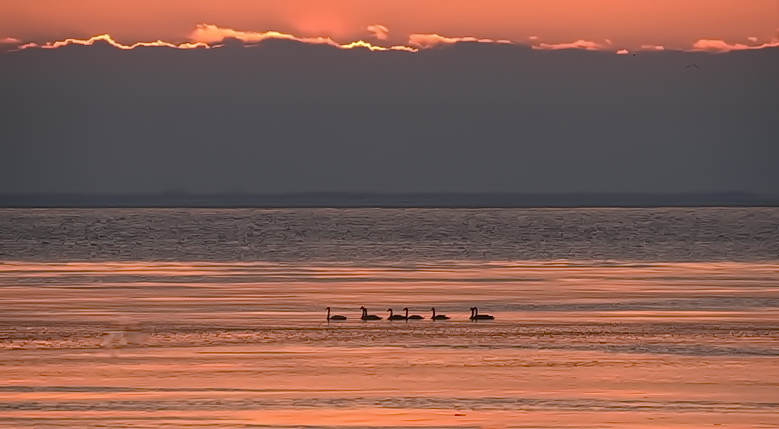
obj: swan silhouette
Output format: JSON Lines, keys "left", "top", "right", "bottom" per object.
{"left": 469, "top": 307, "right": 494, "bottom": 320}
{"left": 404, "top": 308, "right": 424, "bottom": 320}
{"left": 360, "top": 306, "right": 382, "bottom": 321}
{"left": 387, "top": 308, "right": 406, "bottom": 320}
{"left": 431, "top": 307, "right": 450, "bottom": 320}
{"left": 326, "top": 307, "right": 346, "bottom": 321}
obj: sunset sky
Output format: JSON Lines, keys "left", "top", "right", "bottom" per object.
{"left": 1, "top": 1, "right": 777, "bottom": 198}
{"left": 2, "top": 0, "right": 777, "bottom": 52}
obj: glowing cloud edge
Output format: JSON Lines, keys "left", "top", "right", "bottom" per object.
{"left": 189, "top": 24, "right": 415, "bottom": 51}
{"left": 5, "top": 24, "right": 779, "bottom": 54}
{"left": 44, "top": 34, "right": 208, "bottom": 50}
{"left": 691, "top": 38, "right": 779, "bottom": 52}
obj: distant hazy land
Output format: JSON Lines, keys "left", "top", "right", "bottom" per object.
{"left": 1, "top": 192, "right": 777, "bottom": 208}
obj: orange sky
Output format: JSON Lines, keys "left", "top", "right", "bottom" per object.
{"left": 1, "top": 0, "right": 777, "bottom": 51}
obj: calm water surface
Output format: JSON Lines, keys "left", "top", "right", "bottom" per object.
{"left": 1, "top": 208, "right": 778, "bottom": 428}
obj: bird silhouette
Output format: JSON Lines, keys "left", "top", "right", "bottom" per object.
{"left": 404, "top": 308, "right": 424, "bottom": 320}
{"left": 387, "top": 308, "right": 406, "bottom": 320}
{"left": 360, "top": 306, "right": 382, "bottom": 320}
{"left": 326, "top": 307, "right": 346, "bottom": 321}
{"left": 469, "top": 307, "right": 495, "bottom": 320}
{"left": 431, "top": 307, "right": 450, "bottom": 320}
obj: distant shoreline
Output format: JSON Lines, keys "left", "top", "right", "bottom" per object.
{"left": 1, "top": 192, "right": 777, "bottom": 208}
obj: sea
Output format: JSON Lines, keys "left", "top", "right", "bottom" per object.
{"left": 0, "top": 208, "right": 778, "bottom": 428}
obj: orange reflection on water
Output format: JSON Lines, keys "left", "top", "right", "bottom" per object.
{"left": 0, "top": 260, "right": 777, "bottom": 427}
{"left": 1, "top": 260, "right": 778, "bottom": 323}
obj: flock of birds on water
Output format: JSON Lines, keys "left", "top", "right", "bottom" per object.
{"left": 325, "top": 306, "right": 494, "bottom": 321}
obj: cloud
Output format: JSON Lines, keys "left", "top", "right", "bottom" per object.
{"left": 191, "top": 24, "right": 332, "bottom": 45}
{"left": 190, "top": 24, "right": 415, "bottom": 51}
{"left": 408, "top": 33, "right": 510, "bottom": 48}
{"left": 0, "top": 37, "right": 23, "bottom": 52}
{"left": 9, "top": 25, "right": 779, "bottom": 56}
{"left": 692, "top": 38, "right": 779, "bottom": 52}
{"left": 16, "top": 34, "right": 209, "bottom": 51}
{"left": 338, "top": 40, "right": 416, "bottom": 52}
{"left": 367, "top": 25, "right": 389, "bottom": 40}
{"left": 9, "top": 25, "right": 418, "bottom": 54}
{"left": 747, "top": 36, "right": 758, "bottom": 42}
{"left": 3, "top": 36, "right": 776, "bottom": 197}
{"left": 533, "top": 40, "right": 603, "bottom": 51}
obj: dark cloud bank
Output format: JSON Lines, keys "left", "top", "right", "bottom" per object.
{"left": 1, "top": 40, "right": 777, "bottom": 207}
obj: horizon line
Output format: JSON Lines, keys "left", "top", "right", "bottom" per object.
{"left": 2, "top": 191, "right": 777, "bottom": 209}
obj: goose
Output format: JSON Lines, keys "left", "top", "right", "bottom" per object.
{"left": 360, "top": 306, "right": 382, "bottom": 321}
{"left": 404, "top": 308, "right": 424, "bottom": 320}
{"left": 326, "top": 307, "right": 346, "bottom": 321}
{"left": 469, "top": 307, "right": 494, "bottom": 320}
{"left": 387, "top": 308, "right": 407, "bottom": 320}
{"left": 430, "top": 307, "right": 450, "bottom": 320}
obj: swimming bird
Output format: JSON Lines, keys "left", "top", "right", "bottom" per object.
{"left": 404, "top": 308, "right": 424, "bottom": 320}
{"left": 430, "top": 307, "right": 450, "bottom": 320}
{"left": 387, "top": 308, "right": 406, "bottom": 320}
{"left": 469, "top": 307, "right": 494, "bottom": 320}
{"left": 685, "top": 63, "right": 699, "bottom": 69}
{"left": 360, "top": 306, "right": 382, "bottom": 320}
{"left": 326, "top": 307, "right": 346, "bottom": 321}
